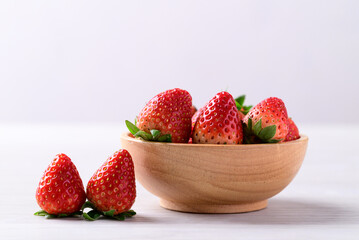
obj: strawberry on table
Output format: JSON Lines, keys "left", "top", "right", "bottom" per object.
{"left": 243, "top": 97, "right": 289, "bottom": 143}
{"left": 285, "top": 118, "right": 300, "bottom": 141}
{"left": 84, "top": 149, "right": 136, "bottom": 221}
{"left": 34, "top": 154, "right": 86, "bottom": 218}
{"left": 126, "top": 88, "right": 192, "bottom": 143}
{"left": 192, "top": 91, "right": 243, "bottom": 144}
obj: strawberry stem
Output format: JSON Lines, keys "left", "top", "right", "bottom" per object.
{"left": 234, "top": 95, "right": 252, "bottom": 115}
{"left": 125, "top": 120, "right": 172, "bottom": 143}
{"left": 125, "top": 120, "right": 140, "bottom": 136}
{"left": 134, "top": 131, "right": 152, "bottom": 141}
{"left": 243, "top": 118, "right": 282, "bottom": 144}
{"left": 150, "top": 129, "right": 161, "bottom": 140}
{"left": 158, "top": 134, "right": 172, "bottom": 142}
{"left": 83, "top": 210, "right": 101, "bottom": 221}
{"left": 34, "top": 210, "right": 83, "bottom": 219}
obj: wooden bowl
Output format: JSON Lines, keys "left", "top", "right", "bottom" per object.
{"left": 120, "top": 133, "right": 308, "bottom": 213}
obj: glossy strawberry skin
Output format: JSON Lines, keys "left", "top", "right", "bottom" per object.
{"left": 192, "top": 91, "right": 243, "bottom": 144}
{"left": 191, "top": 107, "right": 204, "bottom": 135}
{"left": 243, "top": 97, "right": 288, "bottom": 142}
{"left": 285, "top": 118, "right": 300, "bottom": 141}
{"left": 35, "top": 154, "right": 86, "bottom": 215}
{"left": 86, "top": 149, "right": 136, "bottom": 215}
{"left": 136, "top": 88, "right": 192, "bottom": 143}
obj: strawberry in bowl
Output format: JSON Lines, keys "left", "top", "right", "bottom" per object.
{"left": 122, "top": 88, "right": 308, "bottom": 213}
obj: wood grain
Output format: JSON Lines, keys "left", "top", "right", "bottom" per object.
{"left": 120, "top": 133, "right": 308, "bottom": 213}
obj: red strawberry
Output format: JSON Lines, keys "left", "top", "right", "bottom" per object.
{"left": 85, "top": 149, "right": 136, "bottom": 220}
{"left": 192, "top": 91, "right": 243, "bottom": 144}
{"left": 191, "top": 106, "right": 204, "bottom": 134}
{"left": 128, "top": 88, "right": 192, "bottom": 143}
{"left": 35, "top": 154, "right": 86, "bottom": 217}
{"left": 243, "top": 97, "right": 288, "bottom": 143}
{"left": 188, "top": 107, "right": 203, "bottom": 143}
{"left": 285, "top": 118, "right": 300, "bottom": 141}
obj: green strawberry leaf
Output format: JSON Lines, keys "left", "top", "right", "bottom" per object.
{"left": 134, "top": 131, "right": 153, "bottom": 141}
{"left": 243, "top": 105, "right": 252, "bottom": 111}
{"left": 103, "top": 209, "right": 116, "bottom": 217}
{"left": 87, "top": 210, "right": 101, "bottom": 220}
{"left": 247, "top": 118, "right": 253, "bottom": 130}
{"left": 81, "top": 201, "right": 96, "bottom": 211}
{"left": 34, "top": 210, "right": 83, "bottom": 219}
{"left": 234, "top": 95, "right": 252, "bottom": 114}
{"left": 158, "top": 134, "right": 172, "bottom": 142}
{"left": 235, "top": 100, "right": 241, "bottom": 110}
{"left": 82, "top": 210, "right": 100, "bottom": 221}
{"left": 34, "top": 210, "right": 48, "bottom": 216}
{"left": 243, "top": 117, "right": 282, "bottom": 144}
{"left": 126, "top": 120, "right": 172, "bottom": 143}
{"left": 125, "top": 210, "right": 136, "bottom": 216}
{"left": 267, "top": 138, "right": 282, "bottom": 143}
{"left": 114, "top": 215, "right": 125, "bottom": 221}
{"left": 125, "top": 120, "right": 140, "bottom": 136}
{"left": 45, "top": 214, "right": 57, "bottom": 219}
{"left": 235, "top": 95, "right": 246, "bottom": 106}
{"left": 253, "top": 119, "right": 262, "bottom": 136}
{"left": 81, "top": 201, "right": 136, "bottom": 221}
{"left": 241, "top": 105, "right": 253, "bottom": 115}
{"left": 112, "top": 210, "right": 136, "bottom": 221}
{"left": 150, "top": 129, "right": 161, "bottom": 140}
{"left": 258, "top": 125, "right": 277, "bottom": 140}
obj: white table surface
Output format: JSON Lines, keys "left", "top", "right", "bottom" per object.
{"left": 0, "top": 123, "right": 358, "bottom": 240}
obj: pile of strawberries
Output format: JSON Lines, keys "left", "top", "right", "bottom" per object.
{"left": 35, "top": 88, "right": 300, "bottom": 220}
{"left": 127, "top": 88, "right": 300, "bottom": 144}
{"left": 35, "top": 151, "right": 136, "bottom": 221}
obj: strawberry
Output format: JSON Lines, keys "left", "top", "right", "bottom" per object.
{"left": 243, "top": 97, "right": 288, "bottom": 143}
{"left": 192, "top": 91, "right": 243, "bottom": 144}
{"left": 84, "top": 149, "right": 136, "bottom": 221}
{"left": 34, "top": 154, "right": 86, "bottom": 218}
{"left": 191, "top": 106, "right": 204, "bottom": 135}
{"left": 126, "top": 88, "right": 192, "bottom": 143}
{"left": 285, "top": 118, "right": 300, "bottom": 141}
{"left": 188, "top": 107, "right": 204, "bottom": 143}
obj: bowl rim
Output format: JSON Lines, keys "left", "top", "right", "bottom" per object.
{"left": 121, "top": 132, "right": 308, "bottom": 148}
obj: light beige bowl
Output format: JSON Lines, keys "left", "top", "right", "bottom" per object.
{"left": 121, "top": 132, "right": 308, "bottom": 213}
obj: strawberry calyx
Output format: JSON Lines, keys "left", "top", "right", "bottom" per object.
{"left": 243, "top": 118, "right": 282, "bottom": 144}
{"left": 234, "top": 95, "right": 252, "bottom": 115}
{"left": 34, "top": 209, "right": 83, "bottom": 219}
{"left": 81, "top": 201, "right": 136, "bottom": 221}
{"left": 125, "top": 120, "right": 172, "bottom": 142}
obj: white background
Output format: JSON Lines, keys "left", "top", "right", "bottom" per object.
{"left": 1, "top": 2, "right": 359, "bottom": 239}
{"left": 1, "top": 0, "right": 358, "bottom": 124}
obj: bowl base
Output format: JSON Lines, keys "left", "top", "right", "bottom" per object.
{"left": 159, "top": 199, "right": 268, "bottom": 214}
